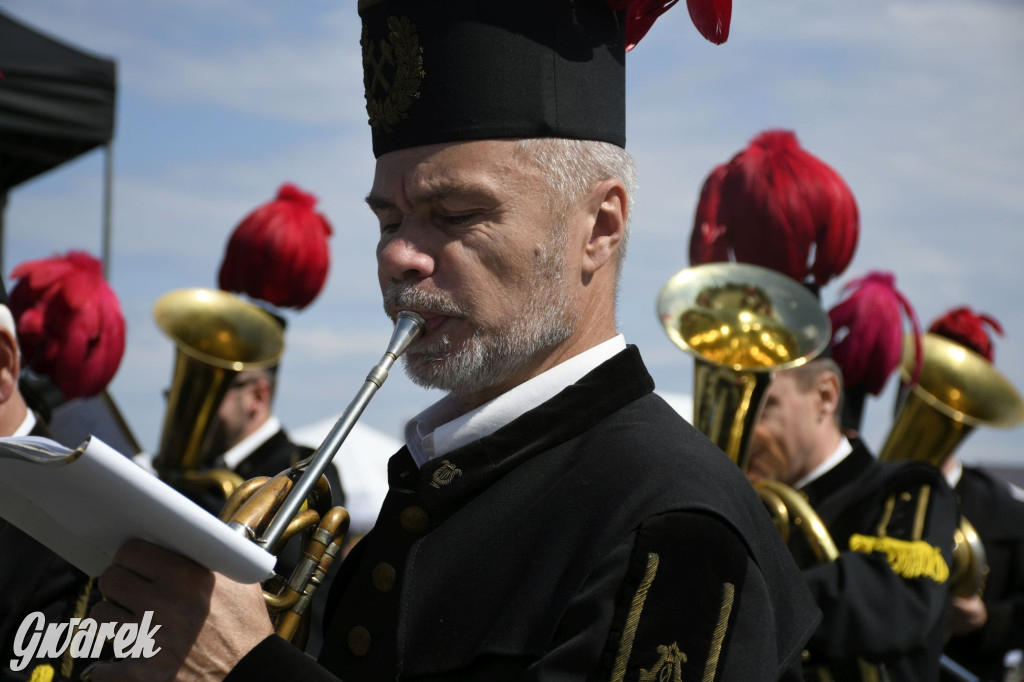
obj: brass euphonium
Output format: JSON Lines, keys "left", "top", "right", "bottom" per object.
{"left": 152, "top": 288, "right": 284, "bottom": 499}
{"left": 221, "top": 310, "right": 425, "bottom": 645}
{"left": 880, "top": 332, "right": 1024, "bottom": 597}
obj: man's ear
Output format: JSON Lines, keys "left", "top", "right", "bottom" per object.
{"left": 816, "top": 370, "right": 841, "bottom": 423}
{"left": 0, "top": 331, "right": 20, "bottom": 404}
{"left": 581, "top": 178, "right": 627, "bottom": 277}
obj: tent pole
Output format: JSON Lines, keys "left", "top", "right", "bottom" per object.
{"left": 0, "top": 189, "right": 7, "bottom": 287}
{"left": 101, "top": 142, "right": 114, "bottom": 281}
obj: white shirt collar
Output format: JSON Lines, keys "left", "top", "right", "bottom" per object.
{"left": 12, "top": 410, "right": 36, "bottom": 438}
{"left": 944, "top": 457, "right": 963, "bottom": 489}
{"left": 794, "top": 436, "right": 853, "bottom": 490}
{"left": 221, "top": 415, "right": 282, "bottom": 470}
{"left": 405, "top": 335, "right": 627, "bottom": 468}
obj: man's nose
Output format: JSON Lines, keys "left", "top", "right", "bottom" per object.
{"left": 378, "top": 225, "right": 436, "bottom": 281}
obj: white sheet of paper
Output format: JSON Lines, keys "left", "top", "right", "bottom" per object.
{"left": 0, "top": 435, "right": 276, "bottom": 584}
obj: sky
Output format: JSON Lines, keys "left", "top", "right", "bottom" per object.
{"left": 3, "top": 0, "right": 1023, "bottom": 468}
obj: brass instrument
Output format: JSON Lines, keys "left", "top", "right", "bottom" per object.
{"left": 658, "top": 263, "right": 883, "bottom": 680}
{"left": 880, "top": 333, "right": 1024, "bottom": 466}
{"left": 656, "top": 262, "right": 832, "bottom": 470}
{"left": 222, "top": 310, "right": 425, "bottom": 644}
{"left": 152, "top": 288, "right": 284, "bottom": 499}
{"left": 880, "top": 332, "right": 1024, "bottom": 597}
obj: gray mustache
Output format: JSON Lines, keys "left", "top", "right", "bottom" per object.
{"left": 383, "top": 282, "right": 468, "bottom": 318}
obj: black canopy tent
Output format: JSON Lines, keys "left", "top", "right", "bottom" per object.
{"left": 0, "top": 11, "right": 137, "bottom": 454}
{"left": 0, "top": 8, "right": 117, "bottom": 282}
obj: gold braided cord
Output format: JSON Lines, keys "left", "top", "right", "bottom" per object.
{"left": 912, "top": 486, "right": 931, "bottom": 541}
{"left": 703, "top": 582, "right": 736, "bottom": 682}
{"left": 610, "top": 552, "right": 660, "bottom": 682}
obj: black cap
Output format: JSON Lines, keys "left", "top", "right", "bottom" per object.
{"left": 359, "top": 0, "right": 627, "bottom": 158}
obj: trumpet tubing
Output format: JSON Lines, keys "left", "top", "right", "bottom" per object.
{"left": 222, "top": 310, "right": 426, "bottom": 644}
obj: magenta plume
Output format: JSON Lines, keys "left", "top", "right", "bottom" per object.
{"left": 829, "top": 271, "right": 922, "bottom": 396}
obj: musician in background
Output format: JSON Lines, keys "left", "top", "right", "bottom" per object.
{"left": 87, "top": 2, "right": 823, "bottom": 680}
{"left": 747, "top": 357, "right": 958, "bottom": 680}
{"left": 0, "top": 253, "right": 126, "bottom": 682}
{"left": 927, "top": 307, "right": 1024, "bottom": 681}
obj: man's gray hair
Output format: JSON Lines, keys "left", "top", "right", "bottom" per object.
{"left": 514, "top": 138, "right": 637, "bottom": 278}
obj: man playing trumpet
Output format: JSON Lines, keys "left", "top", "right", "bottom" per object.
{"left": 87, "top": 2, "right": 820, "bottom": 680}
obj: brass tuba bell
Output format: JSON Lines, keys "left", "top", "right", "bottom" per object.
{"left": 880, "top": 332, "right": 1024, "bottom": 597}
{"left": 880, "top": 332, "right": 1024, "bottom": 466}
{"left": 152, "top": 288, "right": 284, "bottom": 499}
{"left": 656, "top": 262, "right": 832, "bottom": 471}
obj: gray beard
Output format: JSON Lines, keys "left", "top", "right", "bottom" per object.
{"left": 382, "top": 243, "right": 578, "bottom": 398}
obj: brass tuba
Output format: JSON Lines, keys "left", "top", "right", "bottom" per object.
{"left": 152, "top": 288, "right": 284, "bottom": 499}
{"left": 656, "top": 262, "right": 831, "bottom": 470}
{"left": 880, "top": 332, "right": 1024, "bottom": 597}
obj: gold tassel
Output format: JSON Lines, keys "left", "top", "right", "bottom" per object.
{"left": 849, "top": 534, "right": 949, "bottom": 583}
{"left": 28, "top": 664, "right": 55, "bottom": 682}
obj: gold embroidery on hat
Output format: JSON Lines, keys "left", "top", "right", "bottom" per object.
{"left": 430, "top": 460, "right": 463, "bottom": 489}
{"left": 639, "top": 642, "right": 686, "bottom": 682}
{"left": 362, "top": 15, "right": 425, "bottom": 133}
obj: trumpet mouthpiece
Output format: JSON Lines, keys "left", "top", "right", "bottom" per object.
{"left": 389, "top": 311, "right": 426, "bottom": 359}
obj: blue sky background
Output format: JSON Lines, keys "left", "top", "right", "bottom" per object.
{"left": 3, "top": 0, "right": 1023, "bottom": 466}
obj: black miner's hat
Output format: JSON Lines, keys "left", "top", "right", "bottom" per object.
{"left": 359, "top": 0, "right": 627, "bottom": 158}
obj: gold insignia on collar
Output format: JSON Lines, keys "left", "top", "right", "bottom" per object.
{"left": 430, "top": 459, "right": 463, "bottom": 489}
{"left": 361, "top": 15, "right": 425, "bottom": 133}
{"left": 639, "top": 642, "right": 686, "bottom": 682}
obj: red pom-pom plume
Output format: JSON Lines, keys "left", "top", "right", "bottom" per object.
{"left": 693, "top": 130, "right": 859, "bottom": 288}
{"left": 828, "top": 272, "right": 922, "bottom": 396}
{"left": 688, "top": 163, "right": 730, "bottom": 264}
{"left": 607, "top": 0, "right": 731, "bottom": 50}
{"left": 218, "top": 183, "right": 333, "bottom": 311}
{"left": 8, "top": 251, "right": 126, "bottom": 400}
{"left": 929, "top": 307, "right": 1003, "bottom": 362}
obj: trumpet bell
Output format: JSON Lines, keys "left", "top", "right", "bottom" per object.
{"left": 657, "top": 263, "right": 832, "bottom": 468}
{"left": 880, "top": 333, "right": 1024, "bottom": 465}
{"left": 153, "top": 288, "right": 284, "bottom": 478}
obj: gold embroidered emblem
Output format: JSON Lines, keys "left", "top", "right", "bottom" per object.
{"left": 849, "top": 533, "right": 950, "bottom": 583}
{"left": 430, "top": 460, "right": 463, "bottom": 489}
{"left": 639, "top": 642, "right": 686, "bottom": 682}
{"left": 361, "top": 15, "right": 425, "bottom": 133}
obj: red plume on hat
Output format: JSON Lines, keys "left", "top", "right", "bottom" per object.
{"left": 607, "top": 0, "right": 731, "bottom": 50}
{"left": 829, "top": 271, "right": 922, "bottom": 397}
{"left": 688, "top": 163, "right": 729, "bottom": 264}
{"left": 929, "top": 307, "right": 1003, "bottom": 362}
{"left": 8, "top": 251, "right": 126, "bottom": 400}
{"left": 691, "top": 130, "right": 859, "bottom": 289}
{"left": 218, "top": 183, "right": 333, "bottom": 311}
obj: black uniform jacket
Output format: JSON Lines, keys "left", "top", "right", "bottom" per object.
{"left": 227, "top": 346, "right": 820, "bottom": 681}
{"left": 0, "top": 419, "right": 99, "bottom": 682}
{"left": 797, "top": 439, "right": 958, "bottom": 681}
{"left": 943, "top": 465, "right": 1024, "bottom": 681}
